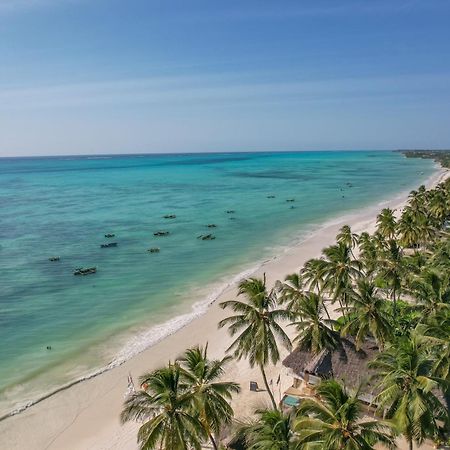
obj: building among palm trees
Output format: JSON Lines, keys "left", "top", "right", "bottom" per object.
{"left": 282, "top": 338, "right": 379, "bottom": 406}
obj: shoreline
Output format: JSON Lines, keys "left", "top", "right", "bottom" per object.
{"left": 0, "top": 165, "right": 448, "bottom": 450}
{"left": 0, "top": 165, "right": 435, "bottom": 421}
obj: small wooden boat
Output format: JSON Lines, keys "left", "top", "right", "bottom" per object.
{"left": 105, "top": 233, "right": 115, "bottom": 238}
{"left": 74, "top": 267, "right": 97, "bottom": 276}
{"left": 148, "top": 247, "right": 160, "bottom": 253}
{"left": 100, "top": 242, "right": 118, "bottom": 248}
{"left": 154, "top": 231, "right": 170, "bottom": 237}
{"left": 226, "top": 210, "right": 235, "bottom": 214}
{"left": 163, "top": 214, "right": 176, "bottom": 219}
{"left": 49, "top": 257, "right": 60, "bottom": 262}
{"left": 206, "top": 224, "right": 217, "bottom": 228}
{"left": 286, "top": 199, "right": 295, "bottom": 202}
{"left": 197, "top": 234, "right": 216, "bottom": 240}
{"left": 267, "top": 195, "right": 275, "bottom": 198}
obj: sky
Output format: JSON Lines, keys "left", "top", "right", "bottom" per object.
{"left": 0, "top": 0, "right": 450, "bottom": 156}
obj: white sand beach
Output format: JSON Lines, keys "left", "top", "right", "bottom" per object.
{"left": 1, "top": 167, "right": 448, "bottom": 450}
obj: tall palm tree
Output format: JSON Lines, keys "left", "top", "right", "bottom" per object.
{"left": 357, "top": 232, "right": 379, "bottom": 277}
{"left": 322, "top": 243, "right": 362, "bottom": 316}
{"left": 376, "top": 208, "right": 397, "bottom": 240}
{"left": 276, "top": 272, "right": 306, "bottom": 312}
{"left": 340, "top": 279, "right": 392, "bottom": 350}
{"left": 372, "top": 230, "right": 389, "bottom": 254}
{"left": 430, "top": 238, "right": 450, "bottom": 270}
{"left": 408, "top": 186, "right": 426, "bottom": 211}
{"left": 408, "top": 268, "right": 450, "bottom": 319}
{"left": 380, "top": 240, "right": 404, "bottom": 321}
{"left": 218, "top": 276, "right": 294, "bottom": 409}
{"left": 416, "top": 314, "right": 450, "bottom": 381}
{"left": 415, "top": 211, "right": 436, "bottom": 248}
{"left": 301, "top": 258, "right": 327, "bottom": 294}
{"left": 177, "top": 345, "right": 240, "bottom": 450}
{"left": 429, "top": 189, "right": 448, "bottom": 227}
{"left": 291, "top": 291, "right": 340, "bottom": 355}
{"left": 336, "top": 225, "right": 359, "bottom": 259}
{"left": 294, "top": 379, "right": 396, "bottom": 449}
{"left": 121, "top": 363, "right": 205, "bottom": 450}
{"left": 397, "top": 208, "right": 421, "bottom": 248}
{"left": 235, "top": 408, "right": 295, "bottom": 450}
{"left": 369, "top": 337, "right": 448, "bottom": 450}
{"left": 403, "top": 250, "right": 428, "bottom": 276}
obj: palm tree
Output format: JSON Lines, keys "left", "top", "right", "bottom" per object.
{"left": 408, "top": 186, "right": 426, "bottom": 210}
{"left": 322, "top": 243, "right": 362, "bottom": 316}
{"left": 358, "top": 232, "right": 379, "bottom": 277}
{"left": 408, "top": 268, "right": 450, "bottom": 319}
{"left": 403, "top": 250, "right": 428, "bottom": 275}
{"left": 301, "top": 258, "right": 327, "bottom": 294}
{"left": 340, "top": 279, "right": 392, "bottom": 350}
{"left": 336, "top": 225, "right": 359, "bottom": 258}
{"left": 121, "top": 363, "right": 205, "bottom": 450}
{"left": 421, "top": 315, "right": 450, "bottom": 443}
{"left": 430, "top": 238, "right": 450, "bottom": 270}
{"left": 218, "top": 276, "right": 294, "bottom": 409}
{"left": 415, "top": 211, "right": 436, "bottom": 248}
{"left": 380, "top": 240, "right": 404, "bottom": 321}
{"left": 373, "top": 230, "right": 389, "bottom": 253}
{"left": 369, "top": 337, "right": 448, "bottom": 450}
{"left": 277, "top": 272, "right": 305, "bottom": 312}
{"left": 177, "top": 345, "right": 240, "bottom": 450}
{"left": 235, "top": 408, "right": 295, "bottom": 450}
{"left": 429, "top": 189, "right": 448, "bottom": 227}
{"left": 417, "top": 311, "right": 450, "bottom": 380}
{"left": 376, "top": 208, "right": 397, "bottom": 240}
{"left": 397, "top": 208, "right": 421, "bottom": 248}
{"left": 291, "top": 291, "right": 340, "bottom": 355}
{"left": 294, "top": 379, "right": 396, "bottom": 449}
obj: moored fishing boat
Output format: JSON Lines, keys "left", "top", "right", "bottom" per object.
{"left": 100, "top": 242, "right": 118, "bottom": 248}
{"left": 73, "top": 267, "right": 97, "bottom": 276}
{"left": 154, "top": 231, "right": 170, "bottom": 236}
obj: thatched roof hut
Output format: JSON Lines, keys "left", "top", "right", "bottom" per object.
{"left": 283, "top": 338, "right": 379, "bottom": 389}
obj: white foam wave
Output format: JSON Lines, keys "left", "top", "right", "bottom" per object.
{"left": 0, "top": 263, "right": 262, "bottom": 421}
{"left": 112, "top": 264, "right": 262, "bottom": 365}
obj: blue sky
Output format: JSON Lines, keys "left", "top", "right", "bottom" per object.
{"left": 1, "top": 0, "right": 450, "bottom": 156}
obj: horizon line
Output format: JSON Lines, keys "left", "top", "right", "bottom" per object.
{"left": 2, "top": 148, "right": 447, "bottom": 160}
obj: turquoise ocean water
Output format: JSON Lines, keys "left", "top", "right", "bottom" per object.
{"left": 0, "top": 151, "right": 436, "bottom": 416}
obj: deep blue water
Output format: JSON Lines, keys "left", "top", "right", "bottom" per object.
{"left": 0, "top": 151, "right": 435, "bottom": 414}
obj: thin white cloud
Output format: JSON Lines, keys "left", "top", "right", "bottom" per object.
{"left": 0, "top": 72, "right": 448, "bottom": 110}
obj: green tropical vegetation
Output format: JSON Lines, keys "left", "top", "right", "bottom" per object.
{"left": 294, "top": 380, "right": 396, "bottom": 450}
{"left": 123, "top": 173, "right": 450, "bottom": 449}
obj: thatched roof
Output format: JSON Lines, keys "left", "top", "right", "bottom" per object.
{"left": 283, "top": 338, "right": 449, "bottom": 409}
{"left": 283, "top": 338, "right": 379, "bottom": 387}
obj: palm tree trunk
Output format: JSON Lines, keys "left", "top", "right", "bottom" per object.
{"left": 335, "top": 296, "right": 346, "bottom": 320}
{"left": 392, "top": 288, "right": 397, "bottom": 322}
{"left": 322, "top": 301, "right": 334, "bottom": 330}
{"left": 409, "top": 439, "right": 413, "bottom": 450}
{"left": 260, "top": 364, "right": 278, "bottom": 410}
{"left": 343, "top": 291, "right": 351, "bottom": 315}
{"left": 209, "top": 433, "right": 218, "bottom": 450}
